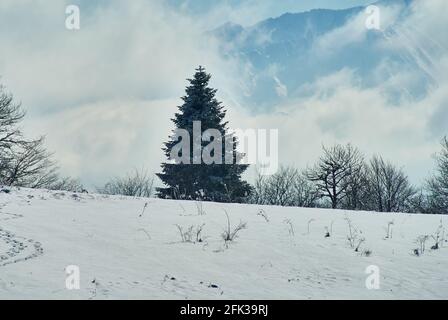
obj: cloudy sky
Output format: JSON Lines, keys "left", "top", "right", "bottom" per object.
{"left": 0, "top": 0, "right": 446, "bottom": 189}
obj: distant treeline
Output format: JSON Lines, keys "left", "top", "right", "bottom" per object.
{"left": 250, "top": 142, "right": 448, "bottom": 215}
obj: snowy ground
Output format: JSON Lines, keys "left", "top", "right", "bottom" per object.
{"left": 0, "top": 187, "right": 447, "bottom": 299}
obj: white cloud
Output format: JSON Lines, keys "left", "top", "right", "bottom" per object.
{"left": 0, "top": 0, "right": 244, "bottom": 111}
{"left": 228, "top": 67, "right": 442, "bottom": 184}
{"left": 0, "top": 0, "right": 447, "bottom": 189}
{"left": 226, "top": 0, "right": 448, "bottom": 184}
{"left": 273, "top": 76, "right": 288, "bottom": 98}
{"left": 313, "top": 2, "right": 402, "bottom": 56}
{"left": 23, "top": 98, "right": 178, "bottom": 187}
{"left": 0, "top": 0, "right": 247, "bottom": 187}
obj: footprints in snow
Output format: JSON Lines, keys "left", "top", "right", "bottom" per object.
{"left": 0, "top": 205, "right": 44, "bottom": 267}
{"left": 161, "top": 274, "right": 224, "bottom": 297}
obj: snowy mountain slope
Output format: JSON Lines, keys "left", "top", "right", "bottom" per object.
{"left": 212, "top": 0, "right": 435, "bottom": 110}
{"left": 0, "top": 187, "right": 447, "bottom": 299}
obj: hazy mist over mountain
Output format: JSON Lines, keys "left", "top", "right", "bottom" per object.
{"left": 211, "top": 0, "right": 431, "bottom": 110}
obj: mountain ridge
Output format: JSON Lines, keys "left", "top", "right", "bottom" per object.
{"left": 211, "top": 0, "right": 420, "bottom": 111}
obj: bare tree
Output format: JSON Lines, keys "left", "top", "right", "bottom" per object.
{"left": 251, "top": 166, "right": 319, "bottom": 207}
{"left": 342, "top": 163, "right": 371, "bottom": 210}
{"left": 306, "top": 144, "right": 364, "bottom": 209}
{"left": 367, "top": 155, "right": 416, "bottom": 212}
{"left": 98, "top": 168, "right": 154, "bottom": 198}
{"left": 2, "top": 138, "right": 59, "bottom": 188}
{"left": 0, "top": 86, "right": 26, "bottom": 182}
{"left": 263, "top": 166, "right": 298, "bottom": 206}
{"left": 291, "top": 172, "right": 320, "bottom": 208}
{"left": 427, "top": 137, "right": 448, "bottom": 214}
{"left": 0, "top": 86, "right": 25, "bottom": 149}
{"left": 0, "top": 85, "right": 63, "bottom": 189}
{"left": 407, "top": 188, "right": 430, "bottom": 214}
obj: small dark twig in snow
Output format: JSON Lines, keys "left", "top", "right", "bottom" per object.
{"left": 221, "top": 210, "right": 247, "bottom": 246}
{"left": 139, "top": 202, "right": 149, "bottom": 217}
{"left": 385, "top": 220, "right": 394, "bottom": 239}
{"left": 284, "top": 219, "right": 295, "bottom": 236}
{"left": 137, "top": 228, "right": 151, "bottom": 240}
{"left": 257, "top": 209, "right": 269, "bottom": 222}
{"left": 307, "top": 219, "right": 315, "bottom": 235}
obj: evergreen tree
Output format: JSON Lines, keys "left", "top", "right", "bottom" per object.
{"left": 157, "top": 66, "right": 251, "bottom": 202}
{"left": 427, "top": 137, "right": 448, "bottom": 214}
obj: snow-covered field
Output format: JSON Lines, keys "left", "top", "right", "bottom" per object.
{"left": 0, "top": 187, "right": 447, "bottom": 300}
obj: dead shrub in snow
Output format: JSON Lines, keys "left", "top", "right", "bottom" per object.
{"left": 89, "top": 278, "right": 99, "bottom": 300}
{"left": 306, "top": 219, "right": 315, "bottom": 235}
{"left": 257, "top": 209, "right": 269, "bottom": 222}
{"left": 195, "top": 224, "right": 206, "bottom": 243}
{"left": 221, "top": 210, "right": 247, "bottom": 244}
{"left": 175, "top": 224, "right": 194, "bottom": 243}
{"left": 195, "top": 201, "right": 206, "bottom": 216}
{"left": 175, "top": 224, "right": 206, "bottom": 243}
{"left": 345, "top": 216, "right": 365, "bottom": 252}
{"left": 283, "top": 219, "right": 295, "bottom": 236}
{"left": 178, "top": 202, "right": 205, "bottom": 217}
{"left": 98, "top": 168, "right": 154, "bottom": 198}
{"left": 355, "top": 237, "right": 365, "bottom": 252}
{"left": 138, "top": 202, "right": 149, "bottom": 218}
{"left": 384, "top": 220, "right": 394, "bottom": 239}
{"left": 430, "top": 220, "right": 444, "bottom": 250}
{"left": 414, "top": 221, "right": 445, "bottom": 255}
{"left": 50, "top": 176, "right": 85, "bottom": 193}
{"left": 414, "top": 235, "right": 429, "bottom": 255}
{"left": 179, "top": 204, "right": 186, "bottom": 215}
{"left": 324, "top": 221, "right": 334, "bottom": 238}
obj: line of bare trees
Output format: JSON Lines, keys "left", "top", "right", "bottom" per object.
{"left": 251, "top": 166, "right": 319, "bottom": 208}
{"left": 250, "top": 141, "right": 448, "bottom": 214}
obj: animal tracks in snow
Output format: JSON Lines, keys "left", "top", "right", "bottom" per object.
{"left": 0, "top": 204, "right": 43, "bottom": 267}
{"left": 161, "top": 274, "right": 224, "bottom": 298}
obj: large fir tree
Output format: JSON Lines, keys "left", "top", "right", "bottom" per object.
{"left": 156, "top": 66, "right": 251, "bottom": 202}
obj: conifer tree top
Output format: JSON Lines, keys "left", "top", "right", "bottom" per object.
{"left": 174, "top": 66, "right": 227, "bottom": 131}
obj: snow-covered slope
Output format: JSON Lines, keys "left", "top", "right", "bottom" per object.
{"left": 0, "top": 187, "right": 447, "bottom": 299}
